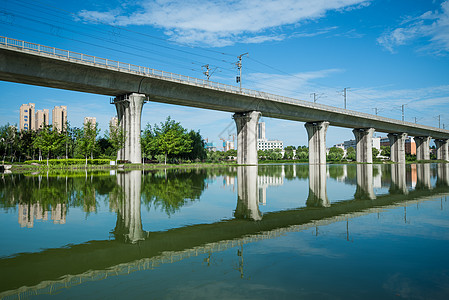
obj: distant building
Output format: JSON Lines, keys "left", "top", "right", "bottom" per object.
{"left": 224, "top": 140, "right": 235, "bottom": 151}
{"left": 258, "top": 139, "right": 283, "bottom": 151}
{"left": 334, "top": 137, "right": 381, "bottom": 151}
{"left": 19, "top": 103, "right": 35, "bottom": 131}
{"left": 205, "top": 142, "right": 217, "bottom": 152}
{"left": 380, "top": 136, "right": 416, "bottom": 155}
{"left": 257, "top": 122, "right": 283, "bottom": 151}
{"left": 334, "top": 143, "right": 345, "bottom": 150}
{"left": 52, "top": 105, "right": 67, "bottom": 132}
{"left": 35, "top": 109, "right": 49, "bottom": 130}
{"left": 84, "top": 117, "right": 97, "bottom": 129}
{"left": 257, "top": 122, "right": 266, "bottom": 140}
{"left": 109, "top": 116, "right": 118, "bottom": 131}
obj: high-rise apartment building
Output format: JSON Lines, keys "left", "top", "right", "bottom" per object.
{"left": 257, "top": 122, "right": 266, "bottom": 140}
{"left": 84, "top": 117, "right": 97, "bottom": 129}
{"left": 256, "top": 122, "right": 283, "bottom": 151}
{"left": 109, "top": 116, "right": 118, "bottom": 131}
{"left": 19, "top": 103, "right": 35, "bottom": 131}
{"left": 35, "top": 109, "right": 49, "bottom": 130}
{"left": 52, "top": 105, "right": 67, "bottom": 132}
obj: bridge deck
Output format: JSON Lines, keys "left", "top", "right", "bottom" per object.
{"left": 1, "top": 36, "right": 449, "bottom": 139}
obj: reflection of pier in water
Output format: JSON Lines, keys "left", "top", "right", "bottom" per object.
{"left": 1, "top": 164, "right": 449, "bottom": 298}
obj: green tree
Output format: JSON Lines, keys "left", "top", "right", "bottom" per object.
{"left": 346, "top": 147, "right": 356, "bottom": 161}
{"left": 142, "top": 117, "right": 192, "bottom": 164}
{"left": 372, "top": 147, "right": 380, "bottom": 160}
{"left": 0, "top": 124, "right": 19, "bottom": 163}
{"left": 225, "top": 149, "right": 237, "bottom": 159}
{"left": 380, "top": 146, "right": 390, "bottom": 157}
{"left": 77, "top": 122, "right": 100, "bottom": 166}
{"left": 187, "top": 130, "right": 207, "bottom": 161}
{"left": 32, "top": 125, "right": 65, "bottom": 166}
{"left": 17, "top": 130, "right": 36, "bottom": 161}
{"left": 327, "top": 147, "right": 344, "bottom": 161}
{"left": 108, "top": 123, "right": 126, "bottom": 162}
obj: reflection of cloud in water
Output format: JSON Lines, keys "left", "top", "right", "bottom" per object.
{"left": 167, "top": 282, "right": 286, "bottom": 300}
{"left": 383, "top": 272, "right": 449, "bottom": 300}
{"left": 336, "top": 200, "right": 449, "bottom": 241}
{"left": 245, "top": 234, "right": 343, "bottom": 259}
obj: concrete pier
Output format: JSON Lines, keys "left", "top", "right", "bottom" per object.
{"left": 415, "top": 136, "right": 431, "bottom": 161}
{"left": 113, "top": 170, "right": 148, "bottom": 243}
{"left": 355, "top": 164, "right": 375, "bottom": 200}
{"left": 233, "top": 111, "right": 261, "bottom": 165}
{"left": 307, "top": 164, "right": 329, "bottom": 207}
{"left": 305, "top": 121, "right": 329, "bottom": 165}
{"left": 390, "top": 163, "right": 408, "bottom": 194}
{"left": 113, "top": 93, "right": 146, "bottom": 164}
{"left": 437, "top": 164, "right": 449, "bottom": 187}
{"left": 435, "top": 139, "right": 449, "bottom": 161}
{"left": 353, "top": 128, "right": 375, "bottom": 163}
{"left": 388, "top": 132, "right": 407, "bottom": 163}
{"left": 235, "top": 166, "right": 262, "bottom": 220}
{"left": 416, "top": 164, "right": 431, "bottom": 190}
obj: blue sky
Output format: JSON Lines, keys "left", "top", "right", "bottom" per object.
{"left": 1, "top": 0, "right": 448, "bottom": 148}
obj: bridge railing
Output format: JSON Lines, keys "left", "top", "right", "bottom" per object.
{"left": 1, "top": 36, "right": 448, "bottom": 134}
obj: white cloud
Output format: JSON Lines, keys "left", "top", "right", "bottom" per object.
{"left": 78, "top": 0, "right": 369, "bottom": 46}
{"left": 244, "top": 68, "right": 449, "bottom": 127}
{"left": 377, "top": 0, "right": 449, "bottom": 54}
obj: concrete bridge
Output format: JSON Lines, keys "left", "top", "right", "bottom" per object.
{"left": 1, "top": 36, "right": 449, "bottom": 164}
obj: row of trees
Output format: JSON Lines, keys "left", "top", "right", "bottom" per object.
{"left": 0, "top": 116, "right": 207, "bottom": 165}
{"left": 0, "top": 122, "right": 108, "bottom": 165}
{"left": 141, "top": 117, "right": 207, "bottom": 164}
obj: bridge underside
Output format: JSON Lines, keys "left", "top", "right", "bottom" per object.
{"left": 1, "top": 46, "right": 449, "bottom": 164}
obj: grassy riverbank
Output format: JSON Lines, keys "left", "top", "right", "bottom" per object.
{"left": 2, "top": 158, "right": 447, "bottom": 174}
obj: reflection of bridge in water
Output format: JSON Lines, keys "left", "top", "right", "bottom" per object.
{"left": 1, "top": 164, "right": 449, "bottom": 298}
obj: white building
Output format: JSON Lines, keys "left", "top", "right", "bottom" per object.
{"left": 257, "top": 122, "right": 283, "bottom": 151}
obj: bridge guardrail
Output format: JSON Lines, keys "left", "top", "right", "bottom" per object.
{"left": 1, "top": 36, "right": 448, "bottom": 135}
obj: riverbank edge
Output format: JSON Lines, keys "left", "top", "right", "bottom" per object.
{"left": 3, "top": 159, "right": 447, "bottom": 174}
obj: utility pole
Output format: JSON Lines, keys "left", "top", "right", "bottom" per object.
{"left": 202, "top": 64, "right": 210, "bottom": 80}
{"left": 236, "top": 53, "right": 248, "bottom": 92}
{"left": 414, "top": 117, "right": 417, "bottom": 124}
{"left": 340, "top": 87, "right": 350, "bottom": 109}
{"left": 438, "top": 115, "right": 441, "bottom": 128}
{"left": 202, "top": 64, "right": 218, "bottom": 81}
{"left": 310, "top": 92, "right": 324, "bottom": 103}
{"left": 402, "top": 104, "right": 405, "bottom": 122}
{"left": 373, "top": 108, "right": 378, "bottom": 116}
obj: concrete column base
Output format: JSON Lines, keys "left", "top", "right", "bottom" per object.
{"left": 353, "top": 128, "right": 375, "bottom": 163}
{"left": 416, "top": 164, "right": 431, "bottom": 190}
{"left": 388, "top": 132, "right": 407, "bottom": 163}
{"left": 307, "top": 164, "right": 329, "bottom": 207}
{"left": 355, "top": 164, "right": 375, "bottom": 200}
{"left": 435, "top": 139, "right": 449, "bottom": 161}
{"left": 437, "top": 164, "right": 449, "bottom": 187}
{"left": 113, "top": 93, "right": 146, "bottom": 164}
{"left": 305, "top": 121, "right": 329, "bottom": 165}
{"left": 113, "top": 170, "right": 148, "bottom": 243}
{"left": 235, "top": 166, "right": 262, "bottom": 220}
{"left": 390, "top": 164, "right": 408, "bottom": 194}
{"left": 415, "top": 136, "right": 431, "bottom": 161}
{"left": 233, "top": 111, "right": 261, "bottom": 165}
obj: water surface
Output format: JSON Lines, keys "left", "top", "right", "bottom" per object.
{"left": 1, "top": 163, "right": 449, "bottom": 299}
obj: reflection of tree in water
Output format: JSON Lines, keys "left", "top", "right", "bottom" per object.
{"left": 328, "top": 165, "right": 345, "bottom": 180}
{"left": 0, "top": 172, "right": 116, "bottom": 214}
{"left": 258, "top": 165, "right": 283, "bottom": 178}
{"left": 141, "top": 169, "right": 208, "bottom": 216}
{"left": 258, "top": 164, "right": 309, "bottom": 180}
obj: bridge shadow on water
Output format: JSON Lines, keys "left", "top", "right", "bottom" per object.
{"left": 1, "top": 163, "right": 449, "bottom": 297}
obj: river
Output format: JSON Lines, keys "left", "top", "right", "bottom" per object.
{"left": 1, "top": 163, "right": 449, "bottom": 299}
